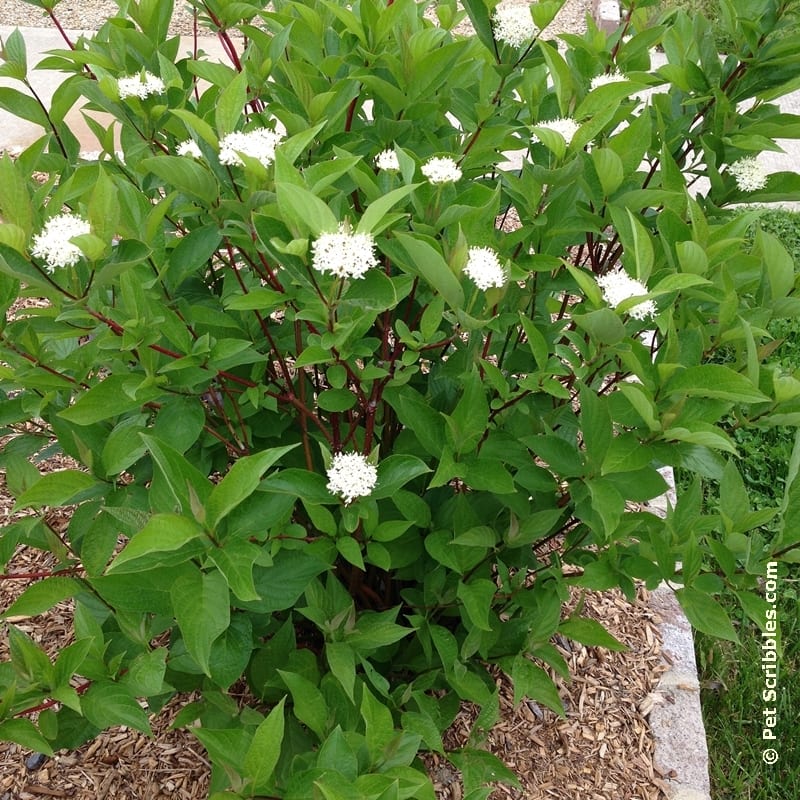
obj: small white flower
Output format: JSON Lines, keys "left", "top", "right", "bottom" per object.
{"left": 375, "top": 149, "right": 400, "bottom": 171}
{"left": 492, "top": 4, "right": 538, "bottom": 48}
{"left": 218, "top": 128, "right": 284, "bottom": 168}
{"left": 117, "top": 71, "right": 165, "bottom": 100}
{"left": 421, "top": 156, "right": 462, "bottom": 184}
{"left": 177, "top": 139, "right": 203, "bottom": 159}
{"left": 591, "top": 69, "right": 626, "bottom": 90}
{"left": 31, "top": 213, "right": 91, "bottom": 272}
{"left": 532, "top": 117, "right": 580, "bottom": 146}
{"left": 326, "top": 452, "right": 378, "bottom": 504}
{"left": 312, "top": 224, "right": 379, "bottom": 280}
{"left": 597, "top": 270, "right": 656, "bottom": 321}
{"left": 464, "top": 246, "right": 507, "bottom": 291}
{"left": 728, "top": 157, "right": 769, "bottom": 192}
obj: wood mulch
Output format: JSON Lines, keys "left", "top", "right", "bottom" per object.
{"left": 0, "top": 492, "right": 672, "bottom": 799}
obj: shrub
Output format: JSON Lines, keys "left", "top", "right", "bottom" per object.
{"left": 1, "top": 0, "right": 800, "bottom": 796}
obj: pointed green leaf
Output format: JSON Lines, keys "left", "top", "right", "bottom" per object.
{"left": 171, "top": 567, "right": 230, "bottom": 675}
{"left": 206, "top": 444, "right": 298, "bottom": 530}
{"left": 243, "top": 697, "right": 286, "bottom": 791}
{"left": 81, "top": 681, "right": 152, "bottom": 735}
{"left": 107, "top": 514, "right": 208, "bottom": 574}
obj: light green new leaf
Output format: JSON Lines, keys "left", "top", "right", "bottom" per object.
{"left": 215, "top": 70, "right": 248, "bottom": 136}
{"left": 243, "top": 696, "right": 286, "bottom": 791}
{"left": 276, "top": 182, "right": 338, "bottom": 237}
{"left": 665, "top": 365, "right": 770, "bottom": 404}
{"left": 559, "top": 617, "right": 627, "bottom": 651}
{"left": 14, "top": 470, "right": 105, "bottom": 510}
{"left": 386, "top": 232, "right": 464, "bottom": 310}
{"left": 107, "top": 514, "right": 208, "bottom": 574}
{"left": 361, "top": 686, "right": 396, "bottom": 765}
{"left": 356, "top": 184, "right": 418, "bottom": 234}
{"left": 2, "top": 577, "right": 82, "bottom": 619}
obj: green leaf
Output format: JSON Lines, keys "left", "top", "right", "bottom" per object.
{"left": 2, "top": 577, "right": 82, "bottom": 619}
{"left": 243, "top": 697, "right": 286, "bottom": 791}
{"left": 457, "top": 578, "right": 496, "bottom": 632}
{"left": 14, "top": 470, "right": 104, "bottom": 510}
{"left": 317, "top": 388, "right": 358, "bottom": 412}
{"left": 141, "top": 155, "right": 218, "bottom": 202}
{"left": 0, "top": 154, "right": 33, "bottom": 235}
{"left": 572, "top": 308, "right": 626, "bottom": 344}
{"left": 0, "top": 719, "right": 54, "bottom": 756}
{"left": 59, "top": 375, "right": 162, "bottom": 425}
{"left": 171, "top": 567, "right": 230, "bottom": 676}
{"left": 676, "top": 586, "right": 740, "bottom": 643}
{"left": 507, "top": 655, "right": 564, "bottom": 716}
{"left": 279, "top": 670, "right": 329, "bottom": 740}
{"left": 336, "top": 536, "right": 365, "bottom": 570}
{"left": 665, "top": 365, "right": 770, "bottom": 404}
{"left": 206, "top": 444, "right": 298, "bottom": 530}
{"left": 107, "top": 514, "right": 208, "bottom": 574}
{"left": 361, "top": 686, "right": 395, "bottom": 765}
{"left": 326, "top": 641, "right": 356, "bottom": 702}
{"left": 242, "top": 550, "right": 330, "bottom": 613}
{"left": 591, "top": 148, "right": 624, "bottom": 197}
{"left": 167, "top": 224, "right": 222, "bottom": 287}
{"left": 207, "top": 538, "right": 263, "bottom": 602}
{"left": 277, "top": 182, "right": 338, "bottom": 237}
{"left": 124, "top": 648, "right": 169, "bottom": 696}
{"left": 209, "top": 614, "right": 253, "bottom": 688}
{"left": 317, "top": 726, "right": 360, "bottom": 779}
{"left": 384, "top": 232, "right": 464, "bottom": 310}
{"left": 372, "top": 455, "right": 431, "bottom": 499}
{"left": 140, "top": 434, "right": 213, "bottom": 514}
{"left": 356, "top": 184, "right": 418, "bottom": 234}
{"left": 81, "top": 681, "right": 152, "bottom": 735}
{"left": 215, "top": 70, "right": 248, "bottom": 135}
{"left": 559, "top": 617, "right": 627, "bottom": 651}
{"left": 448, "top": 749, "right": 521, "bottom": 795}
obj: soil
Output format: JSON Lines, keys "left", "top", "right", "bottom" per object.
{"left": 1, "top": 2, "right": 675, "bottom": 799}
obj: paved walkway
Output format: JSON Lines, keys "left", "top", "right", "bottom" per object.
{"left": 0, "top": 25, "right": 229, "bottom": 152}
{"left": 3, "top": 25, "right": 799, "bottom": 203}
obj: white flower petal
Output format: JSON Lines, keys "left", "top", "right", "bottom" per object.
{"left": 326, "top": 452, "right": 378, "bottom": 504}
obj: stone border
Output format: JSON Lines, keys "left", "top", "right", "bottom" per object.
{"left": 645, "top": 468, "right": 712, "bottom": 800}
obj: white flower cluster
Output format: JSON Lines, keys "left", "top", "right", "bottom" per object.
{"left": 464, "top": 246, "right": 507, "bottom": 290}
{"left": 492, "top": 4, "right": 538, "bottom": 48}
{"left": 218, "top": 128, "right": 284, "bottom": 168}
{"left": 532, "top": 117, "right": 580, "bottom": 145}
{"left": 597, "top": 270, "right": 656, "bottom": 321}
{"left": 117, "top": 71, "right": 165, "bottom": 100}
{"left": 326, "top": 452, "right": 378, "bottom": 504}
{"left": 375, "top": 149, "right": 400, "bottom": 171}
{"left": 591, "top": 69, "right": 626, "bottom": 90}
{"left": 728, "top": 157, "right": 769, "bottom": 192}
{"left": 421, "top": 156, "right": 462, "bottom": 184}
{"left": 31, "top": 213, "right": 91, "bottom": 272}
{"left": 312, "top": 224, "right": 379, "bottom": 280}
{"left": 177, "top": 140, "right": 203, "bottom": 159}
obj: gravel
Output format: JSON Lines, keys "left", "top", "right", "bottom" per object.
{"left": 0, "top": 0, "right": 593, "bottom": 37}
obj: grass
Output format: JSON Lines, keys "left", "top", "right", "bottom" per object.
{"left": 695, "top": 584, "right": 799, "bottom": 800}
{"left": 687, "top": 206, "right": 800, "bottom": 800}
